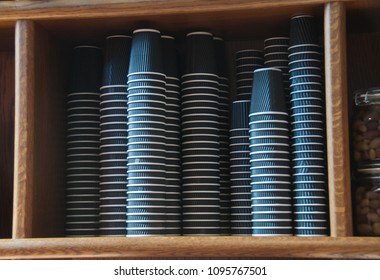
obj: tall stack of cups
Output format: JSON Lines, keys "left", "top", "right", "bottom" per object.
{"left": 65, "top": 46, "right": 103, "bottom": 237}
{"left": 230, "top": 100, "right": 252, "bottom": 235}
{"left": 161, "top": 35, "right": 182, "bottom": 236}
{"left": 235, "top": 49, "right": 264, "bottom": 100}
{"left": 99, "top": 35, "right": 131, "bottom": 236}
{"left": 181, "top": 32, "right": 221, "bottom": 235}
{"left": 214, "top": 37, "right": 231, "bottom": 235}
{"left": 264, "top": 37, "right": 291, "bottom": 104}
{"left": 249, "top": 68, "right": 293, "bottom": 236}
{"left": 126, "top": 29, "right": 168, "bottom": 236}
{"left": 288, "top": 15, "right": 329, "bottom": 236}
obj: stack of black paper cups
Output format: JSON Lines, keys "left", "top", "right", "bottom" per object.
{"left": 235, "top": 49, "right": 264, "bottom": 100}
{"left": 161, "top": 35, "right": 182, "bottom": 236}
{"left": 288, "top": 15, "right": 329, "bottom": 236}
{"left": 214, "top": 37, "right": 231, "bottom": 235}
{"left": 181, "top": 32, "right": 221, "bottom": 235}
{"left": 65, "top": 46, "right": 103, "bottom": 237}
{"left": 249, "top": 68, "right": 293, "bottom": 236}
{"left": 230, "top": 100, "right": 252, "bottom": 235}
{"left": 264, "top": 37, "right": 291, "bottom": 104}
{"left": 99, "top": 35, "right": 131, "bottom": 236}
{"left": 126, "top": 29, "right": 167, "bottom": 236}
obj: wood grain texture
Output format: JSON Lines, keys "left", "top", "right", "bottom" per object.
{"left": 324, "top": 2, "right": 352, "bottom": 237}
{"left": 0, "top": 0, "right": 344, "bottom": 35}
{"left": 0, "top": 52, "right": 14, "bottom": 238}
{"left": 0, "top": 236, "right": 379, "bottom": 259}
{"left": 13, "top": 19, "right": 35, "bottom": 239}
{"left": 13, "top": 20, "right": 66, "bottom": 238}
{"left": 347, "top": 33, "right": 380, "bottom": 96}
{"left": 346, "top": 0, "right": 380, "bottom": 10}
{"left": 31, "top": 21, "right": 66, "bottom": 238}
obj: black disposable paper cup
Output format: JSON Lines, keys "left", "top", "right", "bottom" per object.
{"left": 161, "top": 35, "right": 180, "bottom": 79}
{"left": 288, "top": 51, "right": 321, "bottom": 62}
{"left": 248, "top": 112, "right": 288, "bottom": 124}
{"left": 249, "top": 129, "right": 289, "bottom": 138}
{"left": 290, "top": 115, "right": 325, "bottom": 125}
{"left": 294, "top": 228, "right": 328, "bottom": 236}
{"left": 252, "top": 228, "right": 293, "bottom": 236}
{"left": 293, "top": 212, "right": 328, "bottom": 221}
{"left": 290, "top": 98, "right": 324, "bottom": 109}
{"left": 128, "top": 29, "right": 163, "bottom": 74}
{"left": 290, "top": 76, "right": 323, "bottom": 85}
{"left": 236, "top": 58, "right": 264, "bottom": 67}
{"left": 250, "top": 145, "right": 290, "bottom": 154}
{"left": 127, "top": 79, "right": 166, "bottom": 89}
{"left": 289, "top": 15, "right": 319, "bottom": 47}
{"left": 291, "top": 122, "right": 325, "bottom": 131}
{"left": 264, "top": 60, "right": 289, "bottom": 68}
{"left": 289, "top": 60, "right": 322, "bottom": 70}
{"left": 264, "top": 37, "right": 289, "bottom": 47}
{"left": 288, "top": 44, "right": 322, "bottom": 53}
{"left": 249, "top": 121, "right": 289, "bottom": 131}
{"left": 250, "top": 166, "right": 291, "bottom": 176}
{"left": 214, "top": 37, "right": 229, "bottom": 79}
{"left": 69, "top": 46, "right": 103, "bottom": 93}
{"left": 102, "top": 35, "right": 132, "bottom": 87}
{"left": 184, "top": 31, "right": 217, "bottom": 75}
{"left": 100, "top": 87, "right": 129, "bottom": 100}
{"left": 236, "top": 49, "right": 264, "bottom": 60}
{"left": 229, "top": 100, "right": 250, "bottom": 130}
{"left": 289, "top": 67, "right": 323, "bottom": 79}
{"left": 247, "top": 136, "right": 289, "bottom": 146}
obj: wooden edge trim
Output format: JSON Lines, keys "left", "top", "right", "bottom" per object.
{"left": 13, "top": 19, "right": 35, "bottom": 238}
{"left": 324, "top": 2, "right": 352, "bottom": 237}
{"left": 0, "top": 236, "right": 379, "bottom": 259}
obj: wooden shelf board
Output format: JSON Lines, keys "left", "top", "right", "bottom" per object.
{"left": 0, "top": 236, "right": 379, "bottom": 259}
{"left": 0, "top": 0, "right": 346, "bottom": 33}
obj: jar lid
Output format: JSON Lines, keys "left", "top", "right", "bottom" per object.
{"left": 355, "top": 87, "right": 380, "bottom": 106}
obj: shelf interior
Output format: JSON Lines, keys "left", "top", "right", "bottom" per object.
{"left": 15, "top": 1, "right": 325, "bottom": 238}
{"left": 0, "top": 27, "right": 14, "bottom": 238}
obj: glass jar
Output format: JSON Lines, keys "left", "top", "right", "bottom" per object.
{"left": 353, "top": 174, "right": 380, "bottom": 236}
{"left": 352, "top": 87, "right": 380, "bottom": 166}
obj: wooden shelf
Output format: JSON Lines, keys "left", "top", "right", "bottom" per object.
{"left": 0, "top": 0, "right": 378, "bottom": 259}
{"left": 0, "top": 236, "right": 380, "bottom": 259}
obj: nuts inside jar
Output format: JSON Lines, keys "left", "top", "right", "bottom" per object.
{"left": 355, "top": 185, "right": 380, "bottom": 235}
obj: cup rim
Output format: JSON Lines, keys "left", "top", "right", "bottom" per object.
{"left": 133, "top": 28, "right": 161, "bottom": 34}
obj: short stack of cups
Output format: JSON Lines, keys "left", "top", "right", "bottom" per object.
{"left": 289, "top": 14, "right": 329, "bottom": 236}
{"left": 214, "top": 37, "right": 231, "bottom": 235}
{"left": 99, "top": 35, "right": 131, "bottom": 236}
{"left": 249, "top": 68, "right": 293, "bottom": 236}
{"left": 161, "top": 35, "right": 182, "bottom": 236}
{"left": 264, "top": 37, "right": 291, "bottom": 104}
{"left": 126, "top": 29, "right": 168, "bottom": 236}
{"left": 235, "top": 49, "right": 264, "bottom": 101}
{"left": 65, "top": 46, "right": 103, "bottom": 237}
{"left": 230, "top": 100, "right": 252, "bottom": 235}
{"left": 181, "top": 31, "right": 221, "bottom": 235}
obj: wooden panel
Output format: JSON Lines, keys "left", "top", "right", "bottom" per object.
{"left": 13, "top": 19, "right": 35, "bottom": 238}
{"left": 346, "top": 0, "right": 380, "bottom": 10}
{"left": 324, "top": 2, "right": 352, "bottom": 237}
{"left": 0, "top": 236, "right": 379, "bottom": 259}
{"left": 0, "top": 0, "right": 338, "bottom": 37}
{"left": 13, "top": 20, "right": 66, "bottom": 238}
{"left": 0, "top": 52, "right": 14, "bottom": 238}
{"left": 31, "top": 22, "right": 67, "bottom": 238}
{"left": 347, "top": 33, "right": 380, "bottom": 95}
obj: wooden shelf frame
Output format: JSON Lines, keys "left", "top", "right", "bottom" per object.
{"left": 0, "top": 0, "right": 377, "bottom": 259}
{"left": 1, "top": 237, "right": 380, "bottom": 259}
